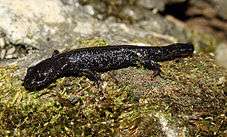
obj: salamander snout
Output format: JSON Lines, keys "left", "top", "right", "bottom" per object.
{"left": 23, "top": 61, "right": 57, "bottom": 91}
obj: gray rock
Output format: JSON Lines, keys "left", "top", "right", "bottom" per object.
{"left": 136, "top": 0, "right": 166, "bottom": 10}
{"left": 61, "top": 0, "right": 78, "bottom": 6}
{"left": 215, "top": 0, "right": 227, "bottom": 20}
{"left": 191, "top": 0, "right": 227, "bottom": 20}
{"left": 0, "top": 0, "right": 189, "bottom": 72}
{"left": 0, "top": 0, "right": 67, "bottom": 48}
{"left": 136, "top": 0, "right": 187, "bottom": 10}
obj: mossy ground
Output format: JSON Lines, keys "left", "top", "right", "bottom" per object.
{"left": 0, "top": 52, "right": 226, "bottom": 136}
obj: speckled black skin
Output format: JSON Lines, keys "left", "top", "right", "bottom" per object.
{"left": 23, "top": 43, "right": 194, "bottom": 91}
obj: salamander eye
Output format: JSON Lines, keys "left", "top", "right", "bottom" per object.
{"left": 52, "top": 50, "right": 60, "bottom": 57}
{"left": 27, "top": 67, "right": 34, "bottom": 73}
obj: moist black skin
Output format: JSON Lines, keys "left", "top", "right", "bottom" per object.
{"left": 23, "top": 43, "right": 194, "bottom": 91}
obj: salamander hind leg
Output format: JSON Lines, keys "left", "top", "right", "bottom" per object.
{"left": 140, "top": 59, "right": 161, "bottom": 77}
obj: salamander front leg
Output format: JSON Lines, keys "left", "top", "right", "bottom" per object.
{"left": 80, "top": 69, "right": 102, "bottom": 86}
{"left": 141, "top": 60, "right": 161, "bottom": 77}
{"left": 80, "top": 69, "right": 105, "bottom": 96}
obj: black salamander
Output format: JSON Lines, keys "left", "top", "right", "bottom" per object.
{"left": 23, "top": 43, "right": 194, "bottom": 91}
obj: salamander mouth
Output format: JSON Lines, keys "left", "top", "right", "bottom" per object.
{"left": 180, "top": 50, "right": 194, "bottom": 57}
{"left": 22, "top": 80, "right": 36, "bottom": 91}
{"left": 23, "top": 82, "right": 45, "bottom": 91}
{"left": 23, "top": 77, "right": 58, "bottom": 91}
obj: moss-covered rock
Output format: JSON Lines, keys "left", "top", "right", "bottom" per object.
{"left": 0, "top": 53, "right": 225, "bottom": 136}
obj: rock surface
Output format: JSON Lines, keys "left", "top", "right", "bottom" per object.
{"left": 208, "top": 0, "right": 227, "bottom": 20}
{"left": 216, "top": 43, "right": 227, "bottom": 69}
{"left": 0, "top": 0, "right": 187, "bottom": 68}
{"left": 0, "top": 0, "right": 66, "bottom": 47}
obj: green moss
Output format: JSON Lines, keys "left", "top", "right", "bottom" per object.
{"left": 78, "top": 38, "right": 108, "bottom": 47}
{"left": 0, "top": 52, "right": 226, "bottom": 136}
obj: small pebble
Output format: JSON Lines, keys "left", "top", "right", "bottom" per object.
{"left": 84, "top": 5, "right": 95, "bottom": 15}
{"left": 0, "top": 38, "right": 5, "bottom": 48}
{"left": 0, "top": 49, "right": 6, "bottom": 59}
{"left": 5, "top": 54, "right": 13, "bottom": 59}
{"left": 12, "top": 53, "right": 18, "bottom": 58}
{"left": 68, "top": 96, "right": 80, "bottom": 104}
{"left": 6, "top": 47, "right": 16, "bottom": 55}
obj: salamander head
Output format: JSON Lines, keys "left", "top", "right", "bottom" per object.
{"left": 23, "top": 59, "right": 58, "bottom": 91}
{"left": 154, "top": 42, "right": 194, "bottom": 61}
